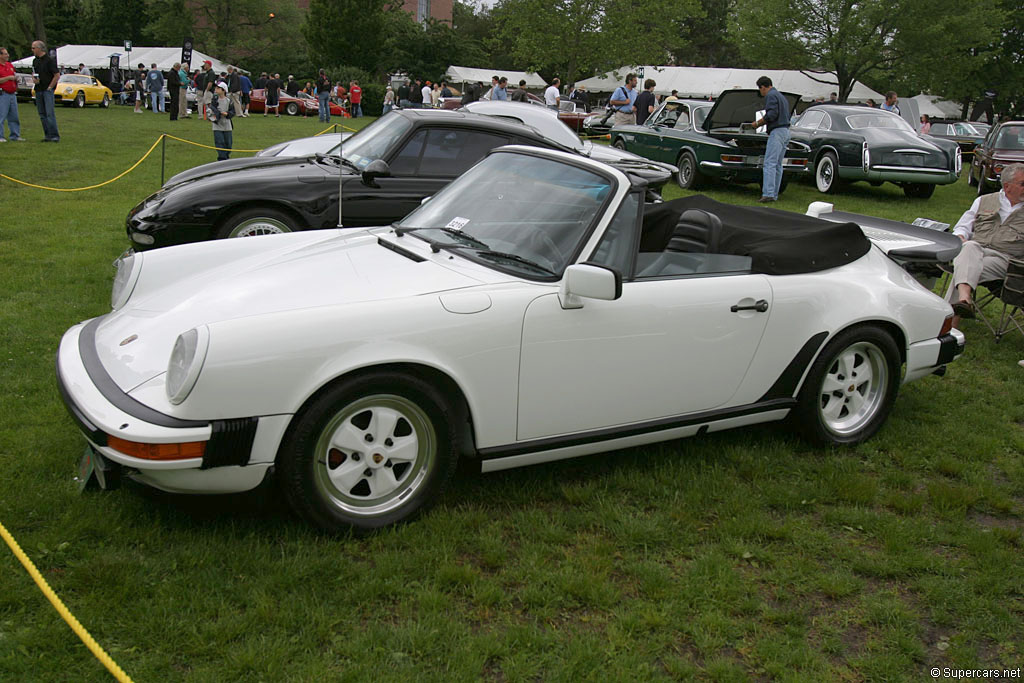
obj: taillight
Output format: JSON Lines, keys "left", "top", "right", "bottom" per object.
{"left": 939, "top": 315, "right": 953, "bottom": 337}
{"left": 108, "top": 436, "right": 206, "bottom": 460}
{"left": 721, "top": 154, "right": 743, "bottom": 163}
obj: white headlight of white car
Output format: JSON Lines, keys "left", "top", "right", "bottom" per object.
{"left": 111, "top": 251, "right": 142, "bottom": 310}
{"left": 166, "top": 326, "right": 209, "bottom": 404}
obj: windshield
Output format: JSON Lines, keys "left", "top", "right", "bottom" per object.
{"left": 846, "top": 113, "right": 915, "bottom": 132}
{"left": 396, "top": 152, "right": 614, "bottom": 277}
{"left": 341, "top": 112, "right": 412, "bottom": 170}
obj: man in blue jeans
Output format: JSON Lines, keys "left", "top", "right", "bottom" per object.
{"left": 31, "top": 40, "right": 60, "bottom": 142}
{"left": 0, "top": 47, "right": 23, "bottom": 142}
{"left": 315, "top": 68, "right": 331, "bottom": 122}
{"left": 751, "top": 75, "right": 790, "bottom": 202}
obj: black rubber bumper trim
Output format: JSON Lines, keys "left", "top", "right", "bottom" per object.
{"left": 78, "top": 317, "right": 207, "bottom": 429}
{"left": 937, "top": 332, "right": 963, "bottom": 365}
{"left": 478, "top": 398, "right": 796, "bottom": 460}
{"left": 202, "top": 417, "right": 259, "bottom": 469}
{"left": 758, "top": 331, "right": 829, "bottom": 402}
{"left": 56, "top": 356, "right": 108, "bottom": 447}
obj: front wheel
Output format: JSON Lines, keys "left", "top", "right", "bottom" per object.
{"left": 216, "top": 207, "right": 298, "bottom": 239}
{"left": 792, "top": 325, "right": 901, "bottom": 445}
{"left": 903, "top": 183, "right": 936, "bottom": 199}
{"left": 286, "top": 102, "right": 300, "bottom": 116}
{"left": 676, "top": 150, "right": 704, "bottom": 190}
{"left": 101, "top": 94, "right": 110, "bottom": 108}
{"left": 612, "top": 138, "right": 627, "bottom": 151}
{"left": 966, "top": 167, "right": 977, "bottom": 186}
{"left": 278, "top": 372, "right": 460, "bottom": 532}
{"left": 74, "top": 92, "right": 85, "bottom": 108}
{"left": 814, "top": 151, "right": 839, "bottom": 193}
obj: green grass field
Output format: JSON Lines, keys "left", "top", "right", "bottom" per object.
{"left": 1, "top": 103, "right": 1022, "bottom": 682}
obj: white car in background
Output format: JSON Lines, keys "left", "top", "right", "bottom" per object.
{"left": 57, "top": 146, "right": 963, "bottom": 532}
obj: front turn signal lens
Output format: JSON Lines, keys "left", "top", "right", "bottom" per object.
{"left": 939, "top": 315, "right": 953, "bottom": 337}
{"left": 108, "top": 436, "right": 206, "bottom": 460}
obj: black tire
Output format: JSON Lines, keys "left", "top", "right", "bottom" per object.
{"left": 278, "top": 372, "right": 460, "bottom": 532}
{"left": 75, "top": 92, "right": 85, "bottom": 108}
{"left": 216, "top": 207, "right": 298, "bottom": 239}
{"left": 902, "top": 183, "right": 936, "bottom": 199}
{"left": 101, "top": 94, "right": 110, "bottom": 108}
{"left": 612, "top": 138, "right": 627, "bottom": 151}
{"left": 286, "top": 102, "right": 300, "bottom": 116}
{"left": 966, "top": 166, "right": 976, "bottom": 186}
{"left": 676, "top": 150, "right": 704, "bottom": 190}
{"left": 976, "top": 167, "right": 992, "bottom": 196}
{"left": 814, "top": 151, "right": 839, "bottom": 193}
{"left": 792, "top": 325, "right": 901, "bottom": 446}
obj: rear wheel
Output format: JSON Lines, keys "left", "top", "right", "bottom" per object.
{"left": 792, "top": 325, "right": 901, "bottom": 445}
{"left": 676, "top": 150, "right": 704, "bottom": 190}
{"left": 966, "top": 166, "right": 977, "bottom": 186}
{"left": 286, "top": 102, "right": 300, "bottom": 116}
{"left": 902, "top": 183, "right": 936, "bottom": 199}
{"left": 278, "top": 372, "right": 460, "bottom": 532}
{"left": 612, "top": 138, "right": 627, "bottom": 151}
{"left": 100, "top": 94, "right": 110, "bottom": 108}
{"left": 216, "top": 207, "right": 298, "bottom": 239}
{"left": 74, "top": 92, "right": 85, "bottom": 108}
{"left": 814, "top": 151, "right": 839, "bottom": 193}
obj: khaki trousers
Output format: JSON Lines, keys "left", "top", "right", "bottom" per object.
{"left": 945, "top": 240, "right": 1010, "bottom": 301}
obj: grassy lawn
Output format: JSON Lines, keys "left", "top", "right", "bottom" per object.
{"left": 1, "top": 103, "right": 1022, "bottom": 682}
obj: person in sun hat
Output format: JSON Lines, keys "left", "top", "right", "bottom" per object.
{"left": 207, "top": 81, "right": 235, "bottom": 161}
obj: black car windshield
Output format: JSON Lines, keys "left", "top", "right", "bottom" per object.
{"left": 846, "top": 114, "right": 915, "bottom": 132}
{"left": 341, "top": 112, "right": 412, "bottom": 170}
{"left": 397, "top": 152, "right": 613, "bottom": 277}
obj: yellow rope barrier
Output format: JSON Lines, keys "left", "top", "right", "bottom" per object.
{"left": 312, "top": 124, "right": 358, "bottom": 136}
{"left": 0, "top": 136, "right": 165, "bottom": 192}
{"left": 160, "top": 133, "right": 263, "bottom": 153}
{"left": 0, "top": 520, "right": 134, "bottom": 683}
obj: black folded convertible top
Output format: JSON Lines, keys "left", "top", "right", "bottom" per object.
{"left": 641, "top": 196, "right": 872, "bottom": 275}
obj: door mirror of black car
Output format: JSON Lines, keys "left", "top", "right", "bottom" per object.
{"left": 361, "top": 159, "right": 391, "bottom": 187}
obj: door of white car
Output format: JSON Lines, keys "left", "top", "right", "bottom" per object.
{"left": 516, "top": 273, "right": 773, "bottom": 441}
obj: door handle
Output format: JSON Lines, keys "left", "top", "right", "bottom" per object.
{"left": 731, "top": 299, "right": 769, "bottom": 313}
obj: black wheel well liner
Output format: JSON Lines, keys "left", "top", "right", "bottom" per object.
{"left": 283, "top": 362, "right": 478, "bottom": 460}
{"left": 798, "top": 320, "right": 907, "bottom": 392}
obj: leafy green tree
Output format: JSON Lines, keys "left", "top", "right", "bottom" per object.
{"left": 304, "top": 0, "right": 402, "bottom": 75}
{"left": 731, "top": 0, "right": 1003, "bottom": 103}
{"left": 0, "top": 0, "right": 34, "bottom": 57}
{"left": 672, "top": 0, "right": 747, "bottom": 68}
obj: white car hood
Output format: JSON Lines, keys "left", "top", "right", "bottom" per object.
{"left": 94, "top": 231, "right": 486, "bottom": 392}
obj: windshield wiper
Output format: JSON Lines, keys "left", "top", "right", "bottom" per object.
{"left": 462, "top": 249, "right": 556, "bottom": 276}
{"left": 338, "top": 157, "right": 361, "bottom": 172}
{"left": 393, "top": 227, "right": 490, "bottom": 250}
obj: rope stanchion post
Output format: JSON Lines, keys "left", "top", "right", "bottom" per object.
{"left": 160, "top": 135, "right": 166, "bottom": 187}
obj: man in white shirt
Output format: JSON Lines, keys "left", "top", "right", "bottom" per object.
{"left": 946, "top": 163, "right": 1024, "bottom": 328}
{"left": 544, "top": 78, "right": 560, "bottom": 110}
{"left": 421, "top": 80, "right": 433, "bottom": 108}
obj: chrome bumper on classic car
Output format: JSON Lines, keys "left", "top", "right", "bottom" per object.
{"left": 56, "top": 319, "right": 279, "bottom": 494}
{"left": 700, "top": 156, "right": 810, "bottom": 173}
{"left": 839, "top": 165, "right": 959, "bottom": 185}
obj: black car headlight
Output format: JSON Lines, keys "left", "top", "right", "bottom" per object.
{"left": 111, "top": 251, "right": 142, "bottom": 310}
{"left": 166, "top": 326, "right": 210, "bottom": 405}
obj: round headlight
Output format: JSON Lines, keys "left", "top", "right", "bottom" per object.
{"left": 111, "top": 250, "right": 142, "bottom": 310}
{"left": 166, "top": 326, "right": 210, "bottom": 405}
{"left": 64, "top": 87, "right": 73, "bottom": 94}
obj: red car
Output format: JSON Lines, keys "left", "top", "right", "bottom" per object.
{"left": 248, "top": 89, "right": 348, "bottom": 118}
{"left": 524, "top": 92, "right": 589, "bottom": 132}
{"left": 969, "top": 120, "right": 1024, "bottom": 194}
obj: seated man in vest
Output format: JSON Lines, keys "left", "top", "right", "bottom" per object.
{"left": 947, "top": 163, "right": 1024, "bottom": 329}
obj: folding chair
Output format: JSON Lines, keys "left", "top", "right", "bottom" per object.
{"left": 976, "top": 258, "right": 1024, "bottom": 343}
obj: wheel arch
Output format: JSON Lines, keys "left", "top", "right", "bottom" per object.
{"left": 812, "top": 144, "right": 841, "bottom": 167}
{"left": 214, "top": 200, "right": 307, "bottom": 232}
{"left": 794, "top": 320, "right": 907, "bottom": 396}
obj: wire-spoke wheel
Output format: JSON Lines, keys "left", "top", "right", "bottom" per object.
{"left": 217, "top": 207, "right": 297, "bottom": 239}
{"left": 793, "top": 326, "right": 900, "bottom": 445}
{"left": 279, "top": 372, "right": 460, "bottom": 532}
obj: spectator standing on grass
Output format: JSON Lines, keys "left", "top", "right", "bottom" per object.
{"left": 493, "top": 77, "right": 508, "bottom": 101}
{"left": 265, "top": 73, "right": 281, "bottom": 116}
{"left": 201, "top": 60, "right": 217, "bottom": 120}
{"left": 569, "top": 85, "right": 589, "bottom": 109}
{"left": 239, "top": 71, "right": 251, "bottom": 116}
{"left": 511, "top": 79, "right": 528, "bottom": 102}
{"left": 0, "top": 47, "right": 23, "bottom": 142}
{"left": 544, "top": 78, "right": 560, "bottom": 110}
{"left": 608, "top": 73, "right": 638, "bottom": 125}
{"left": 881, "top": 91, "right": 900, "bottom": 115}
{"left": 227, "top": 66, "right": 242, "bottom": 118}
{"left": 316, "top": 69, "right": 331, "bottom": 122}
{"left": 147, "top": 63, "right": 165, "bottom": 113}
{"left": 349, "top": 80, "right": 362, "bottom": 117}
{"left": 440, "top": 81, "right": 452, "bottom": 98}
{"left": 635, "top": 79, "right": 656, "bottom": 125}
{"left": 132, "top": 64, "right": 145, "bottom": 113}
{"left": 431, "top": 81, "right": 441, "bottom": 107}
{"left": 750, "top": 75, "right": 791, "bottom": 203}
{"left": 31, "top": 41, "right": 60, "bottom": 142}
{"left": 255, "top": 72, "right": 268, "bottom": 90}
{"left": 208, "top": 81, "right": 235, "bottom": 161}
{"left": 920, "top": 114, "right": 931, "bottom": 134}
{"left": 383, "top": 85, "right": 394, "bottom": 114}
{"left": 167, "top": 61, "right": 181, "bottom": 120}
{"left": 178, "top": 63, "right": 191, "bottom": 117}
{"left": 409, "top": 78, "right": 423, "bottom": 108}
{"left": 398, "top": 79, "right": 411, "bottom": 108}
{"left": 286, "top": 75, "right": 299, "bottom": 97}
{"left": 421, "top": 80, "right": 432, "bottom": 108}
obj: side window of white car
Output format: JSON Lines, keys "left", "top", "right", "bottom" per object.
{"left": 589, "top": 192, "right": 641, "bottom": 277}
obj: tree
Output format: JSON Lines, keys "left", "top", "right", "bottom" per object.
{"left": 731, "top": 0, "right": 1003, "bottom": 103}
{"left": 304, "top": 0, "right": 403, "bottom": 76}
{"left": 672, "top": 0, "right": 747, "bottom": 68}
{"left": 0, "top": 0, "right": 34, "bottom": 57}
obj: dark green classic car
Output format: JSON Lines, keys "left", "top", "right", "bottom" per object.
{"left": 610, "top": 90, "right": 811, "bottom": 192}
{"left": 789, "top": 105, "right": 961, "bottom": 199}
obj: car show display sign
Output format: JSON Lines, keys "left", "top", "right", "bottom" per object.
{"left": 181, "top": 38, "right": 194, "bottom": 69}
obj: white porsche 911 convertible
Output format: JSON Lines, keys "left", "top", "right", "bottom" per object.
{"left": 57, "top": 146, "right": 964, "bottom": 532}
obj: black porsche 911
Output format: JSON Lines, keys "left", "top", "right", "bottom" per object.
{"left": 126, "top": 109, "right": 674, "bottom": 250}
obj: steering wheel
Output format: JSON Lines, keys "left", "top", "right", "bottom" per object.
{"left": 519, "top": 225, "right": 564, "bottom": 269}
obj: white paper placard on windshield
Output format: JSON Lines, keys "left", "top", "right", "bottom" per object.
{"left": 446, "top": 216, "right": 470, "bottom": 231}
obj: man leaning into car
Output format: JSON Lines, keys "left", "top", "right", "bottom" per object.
{"left": 946, "top": 163, "right": 1024, "bottom": 329}
{"left": 751, "top": 75, "right": 790, "bottom": 203}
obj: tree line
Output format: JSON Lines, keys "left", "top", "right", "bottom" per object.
{"left": 1, "top": 0, "right": 1019, "bottom": 115}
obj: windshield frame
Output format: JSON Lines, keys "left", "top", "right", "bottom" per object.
{"left": 395, "top": 147, "right": 622, "bottom": 282}
{"left": 340, "top": 111, "right": 413, "bottom": 170}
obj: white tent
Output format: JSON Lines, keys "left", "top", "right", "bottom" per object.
{"left": 909, "top": 94, "right": 963, "bottom": 119}
{"left": 445, "top": 65, "right": 547, "bottom": 89}
{"left": 574, "top": 66, "right": 883, "bottom": 102}
{"left": 12, "top": 44, "right": 243, "bottom": 75}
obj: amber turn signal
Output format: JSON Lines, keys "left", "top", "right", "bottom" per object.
{"left": 939, "top": 314, "right": 954, "bottom": 337}
{"left": 107, "top": 436, "right": 206, "bottom": 460}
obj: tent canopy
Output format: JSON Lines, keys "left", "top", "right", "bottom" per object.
{"left": 574, "top": 66, "right": 883, "bottom": 102}
{"left": 444, "top": 65, "right": 547, "bottom": 89}
{"left": 12, "top": 44, "right": 244, "bottom": 74}
{"left": 910, "top": 94, "right": 963, "bottom": 119}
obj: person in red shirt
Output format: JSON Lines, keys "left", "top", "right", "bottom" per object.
{"left": 0, "top": 46, "right": 23, "bottom": 141}
{"left": 334, "top": 82, "right": 348, "bottom": 114}
{"left": 349, "top": 80, "right": 362, "bottom": 118}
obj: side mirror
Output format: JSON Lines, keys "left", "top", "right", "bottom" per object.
{"left": 361, "top": 159, "right": 391, "bottom": 187}
{"left": 559, "top": 263, "right": 622, "bottom": 309}
{"left": 420, "top": 195, "right": 432, "bottom": 205}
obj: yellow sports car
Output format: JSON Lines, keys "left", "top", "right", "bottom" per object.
{"left": 52, "top": 74, "right": 113, "bottom": 108}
